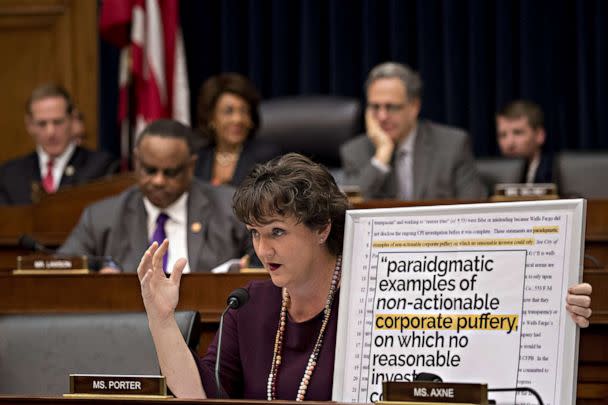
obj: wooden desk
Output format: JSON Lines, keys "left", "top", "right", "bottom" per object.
{"left": 0, "top": 173, "right": 135, "bottom": 271}
{"left": 0, "top": 398, "right": 336, "bottom": 405}
{"left": 0, "top": 271, "right": 606, "bottom": 403}
{"left": 1, "top": 197, "right": 607, "bottom": 403}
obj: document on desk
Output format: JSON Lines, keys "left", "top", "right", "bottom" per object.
{"left": 334, "top": 200, "right": 585, "bottom": 405}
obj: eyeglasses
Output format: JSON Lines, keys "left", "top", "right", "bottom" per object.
{"left": 138, "top": 161, "right": 187, "bottom": 178}
{"left": 366, "top": 103, "right": 405, "bottom": 114}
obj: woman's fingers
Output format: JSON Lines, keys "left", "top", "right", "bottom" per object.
{"left": 566, "top": 303, "right": 592, "bottom": 319}
{"left": 569, "top": 311, "right": 590, "bottom": 328}
{"left": 170, "top": 258, "right": 188, "bottom": 287}
{"left": 151, "top": 239, "right": 169, "bottom": 276}
{"left": 567, "top": 293, "right": 591, "bottom": 308}
{"left": 568, "top": 282, "right": 592, "bottom": 296}
{"left": 137, "top": 242, "right": 158, "bottom": 281}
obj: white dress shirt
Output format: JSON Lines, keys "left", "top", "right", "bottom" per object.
{"left": 143, "top": 192, "right": 191, "bottom": 274}
{"left": 37, "top": 142, "right": 76, "bottom": 191}
{"left": 525, "top": 154, "right": 541, "bottom": 183}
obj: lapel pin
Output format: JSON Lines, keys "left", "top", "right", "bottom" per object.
{"left": 65, "top": 165, "right": 75, "bottom": 176}
{"left": 191, "top": 222, "right": 202, "bottom": 233}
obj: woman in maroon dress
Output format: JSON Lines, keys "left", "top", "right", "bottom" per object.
{"left": 137, "top": 153, "right": 593, "bottom": 400}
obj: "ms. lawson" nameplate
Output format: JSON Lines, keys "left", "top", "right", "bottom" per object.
{"left": 66, "top": 374, "right": 168, "bottom": 398}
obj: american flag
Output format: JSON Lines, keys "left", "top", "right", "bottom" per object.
{"left": 100, "top": 0, "right": 190, "bottom": 168}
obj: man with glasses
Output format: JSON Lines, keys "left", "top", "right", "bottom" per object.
{"left": 0, "top": 84, "right": 117, "bottom": 205}
{"left": 340, "top": 62, "right": 486, "bottom": 200}
{"left": 59, "top": 119, "right": 249, "bottom": 273}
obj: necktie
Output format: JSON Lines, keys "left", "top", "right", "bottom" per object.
{"left": 150, "top": 213, "right": 169, "bottom": 272}
{"left": 395, "top": 149, "right": 412, "bottom": 200}
{"left": 42, "top": 159, "right": 55, "bottom": 193}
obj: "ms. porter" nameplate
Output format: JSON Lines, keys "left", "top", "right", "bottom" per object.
{"left": 66, "top": 374, "right": 168, "bottom": 398}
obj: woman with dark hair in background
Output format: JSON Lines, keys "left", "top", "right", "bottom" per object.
{"left": 194, "top": 73, "right": 280, "bottom": 186}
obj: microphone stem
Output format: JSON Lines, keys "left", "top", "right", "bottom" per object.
{"left": 489, "top": 387, "right": 544, "bottom": 405}
{"left": 215, "top": 305, "right": 231, "bottom": 398}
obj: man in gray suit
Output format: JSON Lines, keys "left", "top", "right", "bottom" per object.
{"left": 59, "top": 119, "right": 249, "bottom": 273}
{"left": 340, "top": 62, "right": 486, "bottom": 200}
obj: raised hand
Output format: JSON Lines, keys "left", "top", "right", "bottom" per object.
{"left": 137, "top": 240, "right": 187, "bottom": 324}
{"left": 366, "top": 109, "right": 394, "bottom": 165}
{"left": 566, "top": 282, "right": 592, "bottom": 327}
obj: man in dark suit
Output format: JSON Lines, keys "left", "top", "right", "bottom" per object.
{"left": 0, "top": 84, "right": 117, "bottom": 205}
{"left": 496, "top": 100, "right": 553, "bottom": 184}
{"left": 340, "top": 62, "right": 486, "bottom": 200}
{"left": 59, "top": 119, "right": 249, "bottom": 273}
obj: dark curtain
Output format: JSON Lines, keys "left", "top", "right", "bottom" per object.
{"left": 99, "top": 0, "right": 608, "bottom": 158}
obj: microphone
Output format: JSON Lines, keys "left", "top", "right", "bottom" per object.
{"left": 18, "top": 234, "right": 123, "bottom": 271}
{"left": 18, "top": 234, "right": 54, "bottom": 254}
{"left": 488, "top": 387, "right": 544, "bottom": 405}
{"left": 414, "top": 372, "right": 443, "bottom": 382}
{"left": 226, "top": 288, "right": 250, "bottom": 309}
{"left": 215, "top": 288, "right": 250, "bottom": 398}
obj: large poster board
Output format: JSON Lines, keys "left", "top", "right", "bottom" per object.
{"left": 333, "top": 200, "right": 586, "bottom": 405}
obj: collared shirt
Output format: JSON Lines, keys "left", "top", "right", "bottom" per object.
{"left": 143, "top": 192, "right": 191, "bottom": 274}
{"left": 37, "top": 142, "right": 76, "bottom": 191}
{"left": 371, "top": 126, "right": 418, "bottom": 200}
{"left": 525, "top": 154, "right": 541, "bottom": 184}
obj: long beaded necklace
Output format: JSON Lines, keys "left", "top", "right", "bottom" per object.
{"left": 266, "top": 255, "right": 342, "bottom": 401}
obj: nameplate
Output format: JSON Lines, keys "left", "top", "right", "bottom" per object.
{"left": 340, "top": 185, "right": 364, "bottom": 204}
{"left": 492, "top": 183, "right": 558, "bottom": 201}
{"left": 381, "top": 381, "right": 488, "bottom": 404}
{"left": 13, "top": 255, "right": 89, "bottom": 275}
{"left": 68, "top": 374, "right": 167, "bottom": 397}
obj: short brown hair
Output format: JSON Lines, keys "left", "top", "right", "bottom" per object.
{"left": 497, "top": 100, "right": 544, "bottom": 130}
{"left": 26, "top": 83, "right": 73, "bottom": 116}
{"left": 233, "top": 153, "right": 349, "bottom": 255}
{"left": 196, "top": 73, "right": 261, "bottom": 142}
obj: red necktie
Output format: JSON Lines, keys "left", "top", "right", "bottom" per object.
{"left": 42, "top": 159, "right": 55, "bottom": 193}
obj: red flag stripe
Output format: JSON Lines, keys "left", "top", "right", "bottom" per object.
{"left": 99, "top": 0, "right": 190, "bottom": 162}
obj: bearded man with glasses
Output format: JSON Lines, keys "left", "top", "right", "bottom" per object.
{"left": 340, "top": 62, "right": 486, "bottom": 200}
{"left": 59, "top": 119, "right": 249, "bottom": 273}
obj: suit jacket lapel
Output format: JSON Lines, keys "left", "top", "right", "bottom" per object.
{"left": 413, "top": 121, "right": 432, "bottom": 200}
{"left": 27, "top": 153, "right": 42, "bottom": 183}
{"left": 59, "top": 146, "right": 80, "bottom": 187}
{"left": 232, "top": 141, "right": 254, "bottom": 185}
{"left": 195, "top": 146, "right": 214, "bottom": 182}
{"left": 186, "top": 183, "right": 210, "bottom": 270}
{"left": 125, "top": 191, "right": 150, "bottom": 265}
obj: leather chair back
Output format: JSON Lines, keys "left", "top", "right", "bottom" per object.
{"left": 257, "top": 95, "right": 361, "bottom": 169}
{"left": 475, "top": 157, "right": 526, "bottom": 195}
{"left": 0, "top": 311, "right": 200, "bottom": 395}
{"left": 557, "top": 151, "right": 608, "bottom": 198}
